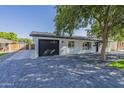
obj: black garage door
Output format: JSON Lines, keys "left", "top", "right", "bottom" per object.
{"left": 38, "top": 39, "right": 59, "bottom": 56}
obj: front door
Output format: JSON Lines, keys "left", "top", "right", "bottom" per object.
{"left": 96, "top": 42, "right": 99, "bottom": 52}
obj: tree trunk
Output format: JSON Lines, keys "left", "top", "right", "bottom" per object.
{"left": 100, "top": 5, "right": 110, "bottom": 60}
{"left": 101, "top": 29, "right": 108, "bottom": 60}
{"left": 117, "top": 41, "right": 119, "bottom": 51}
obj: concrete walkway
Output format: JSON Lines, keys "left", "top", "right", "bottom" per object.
{"left": 6, "top": 50, "right": 34, "bottom": 61}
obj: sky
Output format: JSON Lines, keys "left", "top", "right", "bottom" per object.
{"left": 0, "top": 5, "right": 87, "bottom": 38}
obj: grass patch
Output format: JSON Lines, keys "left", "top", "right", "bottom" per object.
{"left": 108, "top": 59, "right": 124, "bottom": 69}
{"left": 0, "top": 53, "right": 6, "bottom": 56}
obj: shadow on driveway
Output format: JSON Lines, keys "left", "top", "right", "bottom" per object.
{"left": 0, "top": 53, "right": 124, "bottom": 88}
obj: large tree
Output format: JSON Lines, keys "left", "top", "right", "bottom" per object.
{"left": 55, "top": 5, "right": 124, "bottom": 60}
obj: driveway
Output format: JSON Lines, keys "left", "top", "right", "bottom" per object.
{"left": 0, "top": 52, "right": 124, "bottom": 88}
{"left": 6, "top": 50, "right": 35, "bottom": 61}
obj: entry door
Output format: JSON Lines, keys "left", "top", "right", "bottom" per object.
{"left": 96, "top": 42, "right": 99, "bottom": 52}
{"left": 38, "top": 39, "right": 59, "bottom": 56}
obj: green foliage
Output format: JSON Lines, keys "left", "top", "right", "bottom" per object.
{"left": 0, "top": 32, "right": 17, "bottom": 41}
{"left": 9, "top": 32, "right": 18, "bottom": 41}
{"left": 0, "top": 32, "right": 32, "bottom": 43}
{"left": 55, "top": 5, "right": 124, "bottom": 40}
{"left": 55, "top": 5, "right": 124, "bottom": 60}
{"left": 18, "top": 38, "right": 32, "bottom": 44}
{"left": 111, "top": 29, "right": 124, "bottom": 41}
{"left": 87, "top": 22, "right": 101, "bottom": 38}
{"left": 108, "top": 59, "right": 124, "bottom": 69}
{"left": 0, "top": 53, "right": 6, "bottom": 56}
{"left": 55, "top": 6, "right": 90, "bottom": 36}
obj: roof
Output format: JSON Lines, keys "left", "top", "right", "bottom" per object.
{"left": 0, "top": 38, "right": 13, "bottom": 43}
{"left": 30, "top": 31, "right": 101, "bottom": 41}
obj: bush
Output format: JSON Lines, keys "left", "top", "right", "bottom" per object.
{"left": 108, "top": 59, "right": 124, "bottom": 69}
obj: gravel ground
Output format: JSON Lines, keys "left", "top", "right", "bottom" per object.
{"left": 6, "top": 50, "right": 34, "bottom": 61}
{"left": 0, "top": 53, "right": 124, "bottom": 88}
{"left": 0, "top": 52, "right": 15, "bottom": 62}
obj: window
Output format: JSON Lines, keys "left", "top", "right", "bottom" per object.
{"left": 68, "top": 41, "right": 74, "bottom": 48}
{"left": 82, "top": 42, "right": 91, "bottom": 50}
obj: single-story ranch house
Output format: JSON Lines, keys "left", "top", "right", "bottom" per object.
{"left": 30, "top": 31, "right": 115, "bottom": 57}
{"left": 0, "top": 38, "right": 27, "bottom": 53}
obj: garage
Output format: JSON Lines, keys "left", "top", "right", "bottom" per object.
{"left": 38, "top": 39, "right": 59, "bottom": 56}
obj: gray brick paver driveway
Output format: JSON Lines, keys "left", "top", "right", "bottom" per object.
{"left": 0, "top": 52, "right": 124, "bottom": 88}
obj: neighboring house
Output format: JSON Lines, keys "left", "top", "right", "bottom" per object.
{"left": 117, "top": 41, "right": 124, "bottom": 51}
{"left": 30, "top": 31, "right": 104, "bottom": 57}
{"left": 0, "top": 38, "right": 27, "bottom": 53}
{"left": 0, "top": 38, "right": 13, "bottom": 53}
{"left": 110, "top": 41, "right": 124, "bottom": 51}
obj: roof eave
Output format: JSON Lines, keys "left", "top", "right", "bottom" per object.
{"left": 30, "top": 34, "right": 101, "bottom": 41}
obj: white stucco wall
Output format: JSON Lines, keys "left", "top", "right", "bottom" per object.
{"left": 32, "top": 36, "right": 97, "bottom": 57}
{"left": 59, "top": 39, "right": 96, "bottom": 55}
{"left": 110, "top": 41, "right": 118, "bottom": 51}
{"left": 33, "top": 37, "right": 39, "bottom": 57}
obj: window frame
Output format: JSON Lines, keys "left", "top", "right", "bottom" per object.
{"left": 82, "top": 42, "right": 92, "bottom": 50}
{"left": 68, "top": 41, "right": 75, "bottom": 48}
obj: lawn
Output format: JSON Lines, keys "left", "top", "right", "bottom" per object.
{"left": 108, "top": 59, "right": 124, "bottom": 69}
{"left": 0, "top": 53, "right": 6, "bottom": 56}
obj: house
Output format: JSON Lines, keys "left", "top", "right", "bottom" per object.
{"left": 30, "top": 31, "right": 109, "bottom": 57}
{"left": 117, "top": 41, "right": 124, "bottom": 51}
{"left": 110, "top": 41, "right": 124, "bottom": 51}
{"left": 0, "top": 38, "right": 27, "bottom": 53}
{"left": 0, "top": 38, "right": 13, "bottom": 53}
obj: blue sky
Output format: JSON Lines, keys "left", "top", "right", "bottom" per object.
{"left": 0, "top": 5, "right": 87, "bottom": 38}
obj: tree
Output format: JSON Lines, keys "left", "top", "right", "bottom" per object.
{"left": 0, "top": 32, "right": 32, "bottom": 45}
{"left": 0, "top": 32, "right": 17, "bottom": 41}
{"left": 18, "top": 38, "right": 32, "bottom": 44}
{"left": 9, "top": 32, "right": 18, "bottom": 41}
{"left": 55, "top": 5, "right": 124, "bottom": 60}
